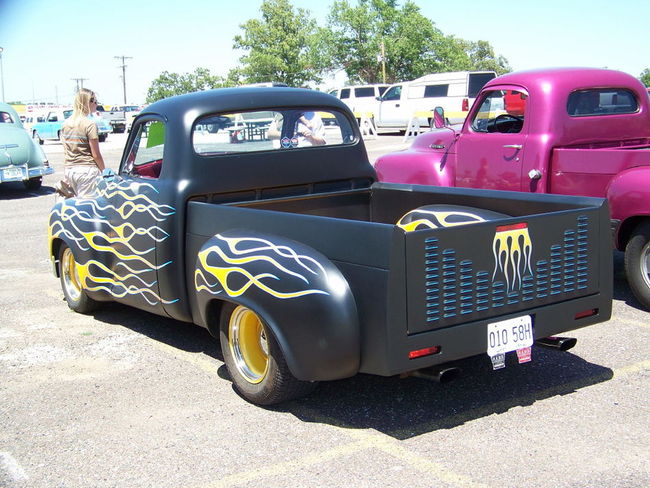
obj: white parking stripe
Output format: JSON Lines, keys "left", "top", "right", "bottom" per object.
{"left": 0, "top": 452, "right": 28, "bottom": 482}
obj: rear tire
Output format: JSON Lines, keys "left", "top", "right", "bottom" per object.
{"left": 59, "top": 244, "right": 99, "bottom": 314}
{"left": 624, "top": 221, "right": 650, "bottom": 310}
{"left": 23, "top": 177, "right": 42, "bottom": 190}
{"left": 219, "top": 303, "right": 316, "bottom": 405}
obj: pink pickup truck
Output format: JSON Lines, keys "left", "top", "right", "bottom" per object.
{"left": 375, "top": 67, "right": 650, "bottom": 309}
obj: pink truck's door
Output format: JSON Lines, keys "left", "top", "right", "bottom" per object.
{"left": 455, "top": 87, "right": 530, "bottom": 192}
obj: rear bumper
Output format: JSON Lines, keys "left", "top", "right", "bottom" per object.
{"left": 363, "top": 292, "right": 611, "bottom": 376}
{"left": 1, "top": 164, "right": 54, "bottom": 183}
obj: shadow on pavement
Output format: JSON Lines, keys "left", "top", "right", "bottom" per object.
{"left": 0, "top": 182, "right": 56, "bottom": 200}
{"left": 279, "top": 348, "right": 612, "bottom": 439}
{"left": 89, "top": 302, "right": 613, "bottom": 440}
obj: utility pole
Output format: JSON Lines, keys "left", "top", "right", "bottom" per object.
{"left": 71, "top": 77, "right": 88, "bottom": 92}
{"left": 115, "top": 55, "right": 133, "bottom": 104}
{"left": 380, "top": 41, "right": 386, "bottom": 84}
{"left": 0, "top": 47, "right": 5, "bottom": 103}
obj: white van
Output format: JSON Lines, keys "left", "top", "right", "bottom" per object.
{"left": 329, "top": 84, "right": 390, "bottom": 119}
{"left": 375, "top": 71, "right": 496, "bottom": 129}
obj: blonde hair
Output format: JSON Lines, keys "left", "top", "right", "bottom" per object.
{"left": 69, "top": 88, "right": 96, "bottom": 123}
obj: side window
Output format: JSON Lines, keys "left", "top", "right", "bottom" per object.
{"left": 567, "top": 89, "right": 639, "bottom": 116}
{"left": 340, "top": 88, "right": 351, "bottom": 99}
{"left": 470, "top": 89, "right": 526, "bottom": 134}
{"left": 122, "top": 120, "right": 165, "bottom": 179}
{"left": 354, "top": 87, "right": 375, "bottom": 98}
{"left": 423, "top": 84, "right": 449, "bottom": 97}
{"left": 382, "top": 85, "right": 402, "bottom": 101}
{"left": 0, "top": 111, "right": 14, "bottom": 123}
{"left": 192, "top": 109, "right": 356, "bottom": 155}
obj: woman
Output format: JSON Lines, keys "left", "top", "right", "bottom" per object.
{"left": 58, "top": 88, "right": 106, "bottom": 198}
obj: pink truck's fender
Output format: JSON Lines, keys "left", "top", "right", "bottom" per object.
{"left": 375, "top": 130, "right": 457, "bottom": 187}
{"left": 607, "top": 166, "right": 650, "bottom": 249}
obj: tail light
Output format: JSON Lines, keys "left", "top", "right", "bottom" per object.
{"left": 462, "top": 98, "right": 469, "bottom": 111}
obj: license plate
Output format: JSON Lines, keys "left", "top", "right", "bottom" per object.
{"left": 3, "top": 167, "right": 23, "bottom": 180}
{"left": 487, "top": 315, "right": 533, "bottom": 356}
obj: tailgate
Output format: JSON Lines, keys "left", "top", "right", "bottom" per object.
{"left": 405, "top": 208, "right": 602, "bottom": 335}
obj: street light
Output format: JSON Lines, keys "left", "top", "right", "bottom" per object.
{"left": 0, "top": 47, "right": 5, "bottom": 103}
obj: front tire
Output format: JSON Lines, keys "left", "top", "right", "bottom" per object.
{"left": 59, "top": 244, "right": 98, "bottom": 314}
{"left": 624, "top": 221, "right": 650, "bottom": 310}
{"left": 219, "top": 303, "right": 316, "bottom": 405}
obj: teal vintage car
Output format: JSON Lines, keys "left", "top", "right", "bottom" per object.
{"left": 0, "top": 103, "right": 54, "bottom": 190}
{"left": 31, "top": 109, "right": 111, "bottom": 144}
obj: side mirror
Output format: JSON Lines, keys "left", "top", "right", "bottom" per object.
{"left": 432, "top": 106, "right": 446, "bottom": 129}
{"left": 375, "top": 96, "right": 382, "bottom": 101}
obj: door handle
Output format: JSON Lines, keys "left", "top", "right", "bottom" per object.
{"left": 503, "top": 144, "right": 522, "bottom": 149}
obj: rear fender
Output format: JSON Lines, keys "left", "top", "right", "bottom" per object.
{"left": 607, "top": 167, "right": 650, "bottom": 248}
{"left": 194, "top": 230, "right": 360, "bottom": 381}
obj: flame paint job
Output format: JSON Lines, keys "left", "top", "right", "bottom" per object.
{"left": 49, "top": 179, "right": 178, "bottom": 306}
{"left": 195, "top": 235, "right": 330, "bottom": 299}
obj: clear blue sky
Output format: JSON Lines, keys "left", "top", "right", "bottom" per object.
{"left": 1, "top": 0, "right": 648, "bottom": 105}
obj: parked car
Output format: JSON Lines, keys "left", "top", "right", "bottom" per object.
{"left": 111, "top": 104, "right": 142, "bottom": 132}
{"left": 330, "top": 84, "right": 389, "bottom": 120}
{"left": 375, "top": 71, "right": 497, "bottom": 129}
{"left": 32, "top": 109, "right": 111, "bottom": 144}
{"left": 0, "top": 102, "right": 54, "bottom": 190}
{"left": 375, "top": 67, "right": 650, "bottom": 309}
{"left": 22, "top": 113, "right": 46, "bottom": 133}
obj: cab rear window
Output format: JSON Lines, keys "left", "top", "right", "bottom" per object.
{"left": 192, "top": 108, "right": 357, "bottom": 156}
{"left": 567, "top": 89, "right": 639, "bottom": 116}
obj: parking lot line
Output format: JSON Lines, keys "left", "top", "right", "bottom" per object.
{"left": 150, "top": 335, "right": 648, "bottom": 488}
{"left": 190, "top": 439, "right": 370, "bottom": 488}
{"left": 0, "top": 452, "right": 28, "bottom": 483}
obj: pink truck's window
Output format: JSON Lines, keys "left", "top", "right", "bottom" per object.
{"left": 567, "top": 89, "right": 638, "bottom": 116}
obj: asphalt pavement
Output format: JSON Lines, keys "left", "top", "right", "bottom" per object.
{"left": 0, "top": 132, "right": 648, "bottom": 488}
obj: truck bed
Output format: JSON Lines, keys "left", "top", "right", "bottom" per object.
{"left": 186, "top": 182, "right": 612, "bottom": 376}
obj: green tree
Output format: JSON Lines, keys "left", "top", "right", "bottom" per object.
{"left": 233, "top": 0, "right": 330, "bottom": 86}
{"left": 327, "top": 0, "right": 509, "bottom": 84}
{"left": 640, "top": 68, "right": 650, "bottom": 87}
{"left": 146, "top": 68, "right": 229, "bottom": 103}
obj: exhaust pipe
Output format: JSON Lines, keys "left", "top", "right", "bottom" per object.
{"left": 408, "top": 366, "right": 462, "bottom": 383}
{"left": 535, "top": 336, "right": 577, "bottom": 352}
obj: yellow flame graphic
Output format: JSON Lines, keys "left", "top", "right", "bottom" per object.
{"left": 49, "top": 181, "right": 178, "bottom": 306}
{"left": 398, "top": 209, "right": 488, "bottom": 232}
{"left": 195, "top": 235, "right": 329, "bottom": 299}
{"left": 492, "top": 226, "right": 533, "bottom": 291}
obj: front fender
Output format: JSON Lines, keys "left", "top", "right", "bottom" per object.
{"left": 375, "top": 132, "right": 456, "bottom": 187}
{"left": 607, "top": 167, "right": 650, "bottom": 246}
{"left": 194, "top": 230, "right": 360, "bottom": 382}
{"left": 48, "top": 199, "right": 114, "bottom": 296}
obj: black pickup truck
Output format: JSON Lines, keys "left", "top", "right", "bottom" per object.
{"left": 49, "top": 87, "right": 612, "bottom": 405}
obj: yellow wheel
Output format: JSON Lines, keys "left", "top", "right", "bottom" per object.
{"left": 59, "top": 244, "right": 98, "bottom": 313}
{"left": 229, "top": 306, "right": 270, "bottom": 384}
{"left": 219, "top": 303, "right": 316, "bottom": 405}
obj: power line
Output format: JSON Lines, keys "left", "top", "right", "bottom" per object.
{"left": 71, "top": 77, "right": 88, "bottom": 92}
{"left": 115, "top": 55, "right": 133, "bottom": 104}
